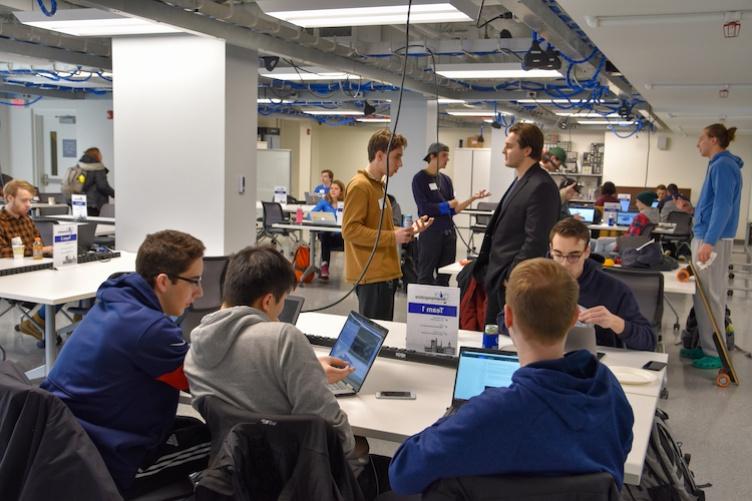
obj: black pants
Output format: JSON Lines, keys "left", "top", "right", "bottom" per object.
{"left": 319, "top": 232, "right": 344, "bottom": 263}
{"left": 121, "top": 416, "right": 210, "bottom": 499}
{"left": 485, "top": 281, "right": 506, "bottom": 326}
{"left": 87, "top": 206, "right": 100, "bottom": 217}
{"left": 417, "top": 228, "right": 456, "bottom": 286}
{"left": 355, "top": 280, "right": 398, "bottom": 321}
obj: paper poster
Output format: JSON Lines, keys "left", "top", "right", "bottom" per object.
{"left": 71, "top": 193, "right": 87, "bottom": 219}
{"left": 406, "top": 284, "right": 460, "bottom": 355}
{"left": 273, "top": 186, "right": 288, "bottom": 203}
{"left": 53, "top": 224, "right": 78, "bottom": 267}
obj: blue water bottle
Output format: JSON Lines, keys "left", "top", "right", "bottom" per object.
{"left": 482, "top": 324, "right": 499, "bottom": 349}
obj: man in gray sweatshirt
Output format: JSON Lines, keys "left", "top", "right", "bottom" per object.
{"left": 184, "top": 246, "right": 360, "bottom": 462}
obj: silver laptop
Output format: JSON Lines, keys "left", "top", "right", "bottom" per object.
{"left": 279, "top": 295, "right": 304, "bottom": 325}
{"left": 448, "top": 347, "right": 520, "bottom": 413}
{"left": 327, "top": 311, "right": 389, "bottom": 396}
{"left": 308, "top": 212, "right": 338, "bottom": 225}
{"left": 565, "top": 325, "right": 597, "bottom": 355}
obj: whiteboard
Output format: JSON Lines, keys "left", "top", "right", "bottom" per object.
{"left": 257, "top": 149, "right": 291, "bottom": 203}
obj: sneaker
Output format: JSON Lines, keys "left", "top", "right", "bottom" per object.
{"left": 679, "top": 347, "right": 705, "bottom": 359}
{"left": 18, "top": 314, "right": 44, "bottom": 341}
{"left": 692, "top": 355, "right": 722, "bottom": 370}
{"left": 320, "top": 262, "right": 329, "bottom": 280}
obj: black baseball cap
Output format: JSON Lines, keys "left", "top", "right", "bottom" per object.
{"left": 423, "top": 142, "right": 449, "bottom": 162}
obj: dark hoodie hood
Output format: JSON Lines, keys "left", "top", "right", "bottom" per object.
{"left": 189, "top": 306, "right": 269, "bottom": 369}
{"left": 512, "top": 350, "right": 617, "bottom": 432}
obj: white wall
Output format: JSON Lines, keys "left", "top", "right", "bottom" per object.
{"left": 6, "top": 98, "right": 113, "bottom": 188}
{"left": 604, "top": 131, "right": 752, "bottom": 239}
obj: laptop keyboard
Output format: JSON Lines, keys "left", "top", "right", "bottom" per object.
{"left": 328, "top": 381, "right": 350, "bottom": 393}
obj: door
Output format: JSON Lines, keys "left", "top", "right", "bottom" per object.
{"left": 32, "top": 110, "right": 78, "bottom": 193}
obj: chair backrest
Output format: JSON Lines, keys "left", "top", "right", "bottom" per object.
{"left": 0, "top": 361, "right": 121, "bottom": 500}
{"left": 38, "top": 206, "right": 69, "bottom": 216}
{"left": 422, "top": 472, "right": 618, "bottom": 501}
{"left": 640, "top": 222, "right": 657, "bottom": 236}
{"left": 474, "top": 201, "right": 496, "bottom": 226}
{"left": 195, "top": 395, "right": 364, "bottom": 501}
{"left": 666, "top": 211, "right": 692, "bottom": 236}
{"left": 36, "top": 221, "right": 55, "bottom": 247}
{"left": 99, "top": 203, "right": 115, "bottom": 218}
{"left": 602, "top": 267, "right": 664, "bottom": 331}
{"left": 180, "top": 256, "right": 228, "bottom": 340}
{"left": 262, "top": 201, "right": 286, "bottom": 228}
{"left": 38, "top": 192, "right": 66, "bottom": 204}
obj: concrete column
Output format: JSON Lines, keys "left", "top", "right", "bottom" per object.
{"left": 389, "top": 91, "right": 437, "bottom": 218}
{"left": 112, "top": 35, "right": 257, "bottom": 255}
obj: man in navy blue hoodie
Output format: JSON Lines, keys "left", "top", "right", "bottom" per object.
{"left": 550, "top": 218, "right": 656, "bottom": 351}
{"left": 42, "top": 230, "right": 208, "bottom": 497}
{"left": 388, "top": 258, "right": 633, "bottom": 495}
{"left": 683, "top": 124, "right": 744, "bottom": 369}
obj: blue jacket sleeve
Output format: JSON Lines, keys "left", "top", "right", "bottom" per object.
{"left": 412, "top": 174, "right": 451, "bottom": 217}
{"left": 703, "top": 162, "right": 736, "bottom": 245}
{"left": 311, "top": 199, "right": 336, "bottom": 215}
{"left": 132, "top": 318, "right": 189, "bottom": 380}
{"left": 388, "top": 390, "right": 522, "bottom": 495}
{"left": 614, "top": 285, "right": 656, "bottom": 351}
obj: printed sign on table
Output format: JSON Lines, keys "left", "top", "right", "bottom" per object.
{"left": 53, "top": 224, "right": 78, "bottom": 268}
{"left": 71, "top": 193, "right": 88, "bottom": 219}
{"left": 406, "top": 284, "right": 460, "bottom": 355}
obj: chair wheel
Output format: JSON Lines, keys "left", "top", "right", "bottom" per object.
{"left": 729, "top": 273, "right": 735, "bottom": 279}
{"left": 660, "top": 387, "right": 669, "bottom": 399}
{"left": 14, "top": 324, "right": 20, "bottom": 331}
{"left": 716, "top": 371, "right": 731, "bottom": 388}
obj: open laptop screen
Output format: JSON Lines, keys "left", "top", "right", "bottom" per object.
{"left": 279, "top": 295, "right": 304, "bottom": 325}
{"left": 617, "top": 211, "right": 638, "bottom": 226}
{"left": 568, "top": 206, "right": 595, "bottom": 223}
{"left": 452, "top": 347, "right": 520, "bottom": 403}
{"left": 329, "top": 312, "right": 388, "bottom": 392}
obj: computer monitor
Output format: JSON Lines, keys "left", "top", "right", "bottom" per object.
{"left": 651, "top": 200, "right": 660, "bottom": 208}
{"left": 329, "top": 311, "right": 388, "bottom": 393}
{"left": 603, "top": 202, "right": 620, "bottom": 212}
{"left": 617, "top": 211, "right": 638, "bottom": 226}
{"left": 568, "top": 206, "right": 595, "bottom": 223}
{"left": 451, "top": 347, "right": 519, "bottom": 407}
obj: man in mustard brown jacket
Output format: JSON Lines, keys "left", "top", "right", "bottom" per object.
{"left": 343, "top": 129, "right": 433, "bottom": 320}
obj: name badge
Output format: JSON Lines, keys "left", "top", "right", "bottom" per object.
{"left": 429, "top": 182, "right": 438, "bottom": 191}
{"left": 377, "top": 197, "right": 384, "bottom": 208}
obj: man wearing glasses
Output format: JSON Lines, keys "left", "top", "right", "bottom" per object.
{"left": 42, "top": 230, "right": 210, "bottom": 497}
{"left": 549, "top": 218, "right": 656, "bottom": 351}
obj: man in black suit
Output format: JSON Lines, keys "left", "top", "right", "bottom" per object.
{"left": 476, "top": 123, "right": 561, "bottom": 325}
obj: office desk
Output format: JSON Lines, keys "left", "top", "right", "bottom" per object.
{"left": 437, "top": 261, "right": 695, "bottom": 296}
{"left": 273, "top": 222, "right": 341, "bottom": 278}
{"left": 255, "top": 201, "right": 315, "bottom": 214}
{"left": 296, "top": 312, "right": 660, "bottom": 485}
{"left": 461, "top": 208, "right": 493, "bottom": 218}
{"left": 47, "top": 214, "right": 115, "bottom": 224}
{"left": 588, "top": 224, "right": 629, "bottom": 232}
{"left": 0, "top": 252, "right": 136, "bottom": 379}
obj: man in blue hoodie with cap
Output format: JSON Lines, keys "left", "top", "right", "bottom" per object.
{"left": 42, "top": 230, "right": 209, "bottom": 497}
{"left": 388, "top": 258, "right": 633, "bottom": 495}
{"left": 682, "top": 123, "right": 744, "bottom": 369}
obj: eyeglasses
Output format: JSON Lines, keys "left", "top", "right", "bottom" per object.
{"left": 551, "top": 251, "right": 585, "bottom": 264}
{"left": 170, "top": 275, "right": 203, "bottom": 288}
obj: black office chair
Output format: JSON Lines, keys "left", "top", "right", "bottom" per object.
{"left": 258, "top": 201, "right": 298, "bottom": 247}
{"left": 422, "top": 472, "right": 618, "bottom": 500}
{"left": 468, "top": 202, "right": 495, "bottom": 255}
{"left": 662, "top": 211, "right": 692, "bottom": 259}
{"left": 94, "top": 203, "right": 116, "bottom": 248}
{"left": 179, "top": 256, "right": 229, "bottom": 341}
{"left": 602, "top": 266, "right": 663, "bottom": 349}
{"left": 38, "top": 192, "right": 67, "bottom": 204}
{"left": 195, "top": 396, "right": 364, "bottom": 501}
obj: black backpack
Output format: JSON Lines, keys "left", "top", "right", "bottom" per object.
{"left": 621, "top": 409, "right": 708, "bottom": 501}
{"left": 681, "top": 306, "right": 735, "bottom": 352}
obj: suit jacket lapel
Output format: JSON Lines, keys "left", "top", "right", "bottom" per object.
{"left": 498, "top": 167, "right": 536, "bottom": 221}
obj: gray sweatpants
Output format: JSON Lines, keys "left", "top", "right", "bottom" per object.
{"left": 691, "top": 238, "right": 732, "bottom": 357}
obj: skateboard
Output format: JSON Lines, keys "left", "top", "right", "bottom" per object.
{"left": 688, "top": 260, "right": 739, "bottom": 387}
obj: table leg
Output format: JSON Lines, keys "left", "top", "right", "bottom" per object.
{"left": 305, "top": 230, "right": 318, "bottom": 278}
{"left": 25, "top": 304, "right": 57, "bottom": 380}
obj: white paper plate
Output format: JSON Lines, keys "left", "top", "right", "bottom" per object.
{"left": 609, "top": 366, "right": 658, "bottom": 385}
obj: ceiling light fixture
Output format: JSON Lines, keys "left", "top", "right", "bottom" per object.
{"left": 259, "top": 68, "right": 361, "bottom": 81}
{"left": 555, "top": 112, "right": 620, "bottom": 117}
{"left": 257, "top": 0, "right": 476, "bottom": 28}
{"left": 303, "top": 110, "right": 364, "bottom": 116}
{"left": 258, "top": 98, "right": 294, "bottom": 104}
{"left": 446, "top": 109, "right": 513, "bottom": 117}
{"left": 584, "top": 10, "right": 751, "bottom": 28}
{"left": 14, "top": 8, "right": 183, "bottom": 36}
{"left": 357, "top": 117, "right": 392, "bottom": 123}
{"left": 515, "top": 98, "right": 618, "bottom": 104}
{"left": 436, "top": 63, "right": 562, "bottom": 80}
{"left": 437, "top": 98, "right": 466, "bottom": 104}
{"left": 577, "top": 120, "right": 635, "bottom": 125}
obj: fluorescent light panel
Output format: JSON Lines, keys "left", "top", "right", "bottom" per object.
{"left": 577, "top": 120, "right": 635, "bottom": 125}
{"left": 556, "top": 112, "right": 620, "bottom": 117}
{"left": 258, "top": 98, "right": 294, "bottom": 104}
{"left": 259, "top": 2, "right": 473, "bottom": 28}
{"left": 15, "top": 8, "right": 182, "bottom": 36}
{"left": 437, "top": 98, "right": 466, "bottom": 103}
{"left": 515, "top": 98, "right": 619, "bottom": 104}
{"left": 446, "top": 109, "right": 512, "bottom": 116}
{"left": 357, "top": 117, "right": 392, "bottom": 122}
{"left": 303, "top": 110, "right": 364, "bottom": 115}
{"left": 259, "top": 68, "right": 361, "bottom": 81}
{"left": 437, "top": 63, "right": 562, "bottom": 80}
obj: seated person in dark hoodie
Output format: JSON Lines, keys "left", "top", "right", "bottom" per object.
{"left": 42, "top": 230, "right": 209, "bottom": 497}
{"left": 184, "top": 245, "right": 364, "bottom": 467}
{"left": 551, "top": 218, "right": 656, "bottom": 351}
{"left": 388, "top": 258, "right": 633, "bottom": 495}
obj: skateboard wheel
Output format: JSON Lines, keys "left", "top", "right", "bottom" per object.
{"left": 716, "top": 372, "right": 731, "bottom": 388}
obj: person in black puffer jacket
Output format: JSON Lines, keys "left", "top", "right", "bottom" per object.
{"left": 79, "top": 147, "right": 114, "bottom": 216}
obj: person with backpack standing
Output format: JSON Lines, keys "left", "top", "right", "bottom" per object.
{"left": 67, "top": 147, "right": 114, "bottom": 217}
{"left": 681, "top": 124, "right": 743, "bottom": 370}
